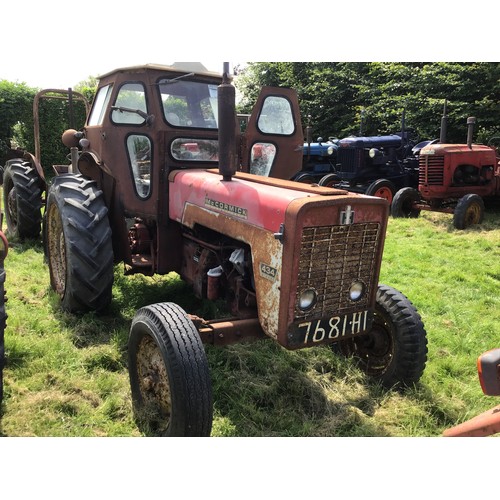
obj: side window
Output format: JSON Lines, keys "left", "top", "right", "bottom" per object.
{"left": 257, "top": 96, "right": 295, "bottom": 135}
{"left": 127, "top": 135, "right": 152, "bottom": 198}
{"left": 250, "top": 142, "right": 276, "bottom": 176}
{"left": 112, "top": 83, "right": 147, "bottom": 125}
{"left": 88, "top": 84, "right": 113, "bottom": 126}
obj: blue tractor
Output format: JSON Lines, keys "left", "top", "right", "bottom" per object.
{"left": 297, "top": 111, "right": 434, "bottom": 203}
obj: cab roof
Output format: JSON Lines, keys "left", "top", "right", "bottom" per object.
{"left": 98, "top": 62, "right": 222, "bottom": 81}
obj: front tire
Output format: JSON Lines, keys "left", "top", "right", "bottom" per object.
{"left": 45, "top": 174, "right": 114, "bottom": 313}
{"left": 365, "top": 179, "right": 396, "bottom": 203}
{"left": 333, "top": 284, "right": 428, "bottom": 389}
{"left": 2, "top": 159, "right": 43, "bottom": 240}
{"left": 453, "top": 194, "right": 484, "bottom": 229}
{"left": 391, "top": 187, "right": 421, "bottom": 218}
{"left": 128, "top": 302, "right": 213, "bottom": 437}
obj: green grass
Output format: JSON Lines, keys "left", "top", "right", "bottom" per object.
{"left": 1, "top": 207, "right": 499, "bottom": 437}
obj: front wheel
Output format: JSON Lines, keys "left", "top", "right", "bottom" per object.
{"left": 128, "top": 302, "right": 213, "bottom": 436}
{"left": 391, "top": 187, "right": 421, "bottom": 218}
{"left": 319, "top": 173, "right": 341, "bottom": 187}
{"left": 453, "top": 194, "right": 484, "bottom": 229}
{"left": 333, "top": 284, "right": 428, "bottom": 389}
{"left": 365, "top": 179, "right": 396, "bottom": 203}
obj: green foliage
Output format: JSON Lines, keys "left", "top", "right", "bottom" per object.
{"left": 0, "top": 78, "right": 97, "bottom": 173}
{"left": 236, "top": 62, "right": 500, "bottom": 144}
{"left": 0, "top": 80, "right": 37, "bottom": 164}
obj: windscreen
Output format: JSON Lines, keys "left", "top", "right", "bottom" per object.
{"left": 159, "top": 80, "right": 219, "bottom": 129}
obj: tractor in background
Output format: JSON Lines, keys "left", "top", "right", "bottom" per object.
{"left": 299, "top": 110, "right": 434, "bottom": 204}
{"left": 392, "top": 104, "right": 500, "bottom": 229}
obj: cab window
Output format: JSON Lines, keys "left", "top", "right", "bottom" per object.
{"left": 127, "top": 135, "right": 152, "bottom": 198}
{"left": 250, "top": 142, "right": 276, "bottom": 176}
{"left": 112, "top": 83, "right": 148, "bottom": 125}
{"left": 257, "top": 96, "right": 295, "bottom": 135}
{"left": 88, "top": 84, "right": 113, "bottom": 126}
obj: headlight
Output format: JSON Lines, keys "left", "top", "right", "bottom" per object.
{"left": 369, "top": 148, "right": 377, "bottom": 158}
{"left": 298, "top": 288, "right": 317, "bottom": 311}
{"left": 349, "top": 281, "right": 365, "bottom": 301}
{"left": 327, "top": 146, "right": 335, "bottom": 156}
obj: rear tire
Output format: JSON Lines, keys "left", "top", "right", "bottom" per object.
{"left": 391, "top": 187, "right": 421, "bottom": 218}
{"left": 128, "top": 302, "right": 213, "bottom": 437}
{"left": 453, "top": 194, "right": 484, "bottom": 229}
{"left": 333, "top": 284, "right": 428, "bottom": 389}
{"left": 2, "top": 160, "right": 43, "bottom": 240}
{"left": 45, "top": 174, "right": 114, "bottom": 313}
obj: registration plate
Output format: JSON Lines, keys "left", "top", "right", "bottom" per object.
{"left": 288, "top": 310, "right": 373, "bottom": 347}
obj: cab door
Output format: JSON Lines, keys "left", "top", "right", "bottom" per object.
{"left": 241, "top": 86, "right": 304, "bottom": 180}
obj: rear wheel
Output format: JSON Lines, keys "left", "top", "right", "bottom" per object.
{"left": 45, "top": 174, "right": 114, "bottom": 313}
{"left": 128, "top": 302, "right": 213, "bottom": 436}
{"left": 365, "top": 179, "right": 396, "bottom": 203}
{"left": 2, "top": 160, "right": 43, "bottom": 240}
{"left": 333, "top": 284, "right": 428, "bottom": 389}
{"left": 391, "top": 187, "right": 421, "bottom": 218}
{"left": 453, "top": 194, "right": 484, "bottom": 229}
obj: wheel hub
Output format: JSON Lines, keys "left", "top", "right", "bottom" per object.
{"left": 136, "top": 335, "right": 171, "bottom": 432}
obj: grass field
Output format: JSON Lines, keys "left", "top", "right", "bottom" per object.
{"left": 1, "top": 207, "right": 499, "bottom": 437}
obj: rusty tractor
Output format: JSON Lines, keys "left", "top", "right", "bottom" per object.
{"left": 443, "top": 348, "right": 500, "bottom": 437}
{"left": 392, "top": 104, "right": 500, "bottom": 229}
{"left": 2, "top": 63, "right": 428, "bottom": 436}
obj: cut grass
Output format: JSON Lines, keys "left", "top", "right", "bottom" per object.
{"left": 1, "top": 207, "right": 499, "bottom": 436}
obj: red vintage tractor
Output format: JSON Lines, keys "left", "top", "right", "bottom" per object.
{"left": 392, "top": 107, "right": 500, "bottom": 229}
{"left": 2, "top": 63, "right": 428, "bottom": 435}
{"left": 443, "top": 348, "right": 500, "bottom": 437}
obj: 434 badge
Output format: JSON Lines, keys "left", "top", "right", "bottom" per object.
{"left": 259, "top": 262, "right": 278, "bottom": 282}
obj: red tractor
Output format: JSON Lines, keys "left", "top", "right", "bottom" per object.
{"left": 392, "top": 107, "right": 500, "bottom": 229}
{"left": 2, "top": 63, "right": 428, "bottom": 436}
{"left": 443, "top": 348, "right": 500, "bottom": 437}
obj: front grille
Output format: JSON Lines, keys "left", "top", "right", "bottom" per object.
{"left": 419, "top": 155, "right": 444, "bottom": 185}
{"left": 337, "top": 148, "right": 362, "bottom": 178}
{"left": 295, "top": 222, "right": 380, "bottom": 321}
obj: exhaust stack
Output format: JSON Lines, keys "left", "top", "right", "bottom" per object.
{"left": 217, "top": 62, "right": 237, "bottom": 181}
{"left": 439, "top": 100, "right": 448, "bottom": 143}
{"left": 467, "top": 117, "right": 476, "bottom": 149}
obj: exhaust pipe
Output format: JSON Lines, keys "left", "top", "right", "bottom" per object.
{"left": 467, "top": 117, "right": 476, "bottom": 149}
{"left": 217, "top": 62, "right": 237, "bottom": 181}
{"left": 439, "top": 100, "right": 448, "bottom": 143}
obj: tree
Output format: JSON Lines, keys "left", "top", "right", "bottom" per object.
{"left": 235, "top": 62, "right": 500, "bottom": 144}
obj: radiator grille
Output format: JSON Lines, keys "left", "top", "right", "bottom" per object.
{"left": 419, "top": 155, "right": 444, "bottom": 185}
{"left": 336, "top": 148, "right": 363, "bottom": 178}
{"left": 295, "top": 222, "right": 380, "bottom": 321}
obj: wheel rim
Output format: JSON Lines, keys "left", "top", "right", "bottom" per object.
{"left": 136, "top": 334, "right": 171, "bottom": 433}
{"left": 337, "top": 311, "right": 394, "bottom": 377}
{"left": 6, "top": 183, "right": 18, "bottom": 232}
{"left": 465, "top": 203, "right": 481, "bottom": 226}
{"left": 47, "top": 204, "right": 67, "bottom": 296}
{"left": 373, "top": 186, "right": 393, "bottom": 203}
